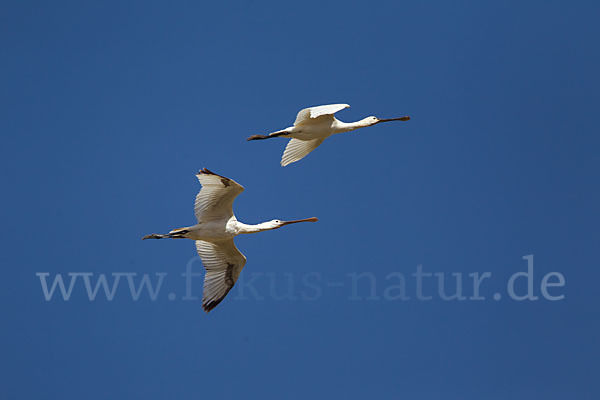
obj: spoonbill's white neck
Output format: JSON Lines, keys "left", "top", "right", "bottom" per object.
{"left": 335, "top": 115, "right": 411, "bottom": 133}
{"left": 237, "top": 217, "right": 319, "bottom": 234}
{"left": 335, "top": 117, "right": 378, "bottom": 133}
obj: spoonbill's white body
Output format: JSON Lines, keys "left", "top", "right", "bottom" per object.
{"left": 143, "top": 168, "right": 318, "bottom": 312}
{"left": 247, "top": 104, "right": 410, "bottom": 166}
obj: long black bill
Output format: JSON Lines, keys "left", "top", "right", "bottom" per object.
{"left": 377, "top": 116, "right": 411, "bottom": 123}
{"left": 280, "top": 217, "right": 319, "bottom": 226}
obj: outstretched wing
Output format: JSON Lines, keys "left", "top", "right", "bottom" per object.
{"left": 294, "top": 104, "right": 350, "bottom": 126}
{"left": 281, "top": 138, "right": 325, "bottom": 167}
{"left": 195, "top": 168, "right": 244, "bottom": 222}
{"left": 196, "top": 239, "right": 246, "bottom": 312}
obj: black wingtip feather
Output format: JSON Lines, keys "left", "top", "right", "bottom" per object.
{"left": 197, "top": 168, "right": 233, "bottom": 187}
{"left": 202, "top": 286, "right": 233, "bottom": 313}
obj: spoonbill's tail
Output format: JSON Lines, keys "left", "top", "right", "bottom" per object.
{"left": 247, "top": 129, "right": 288, "bottom": 141}
{"left": 142, "top": 228, "right": 190, "bottom": 240}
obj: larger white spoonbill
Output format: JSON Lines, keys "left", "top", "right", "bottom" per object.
{"left": 143, "top": 168, "right": 318, "bottom": 312}
{"left": 247, "top": 103, "right": 410, "bottom": 166}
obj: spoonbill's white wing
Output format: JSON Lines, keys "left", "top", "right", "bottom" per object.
{"left": 195, "top": 168, "right": 244, "bottom": 222}
{"left": 281, "top": 138, "right": 325, "bottom": 167}
{"left": 294, "top": 104, "right": 350, "bottom": 126}
{"left": 196, "top": 239, "right": 246, "bottom": 312}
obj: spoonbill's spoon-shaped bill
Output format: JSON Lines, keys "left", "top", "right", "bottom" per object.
{"left": 142, "top": 168, "right": 318, "bottom": 312}
{"left": 247, "top": 104, "right": 410, "bottom": 166}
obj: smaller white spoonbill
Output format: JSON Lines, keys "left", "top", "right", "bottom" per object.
{"left": 143, "top": 168, "right": 318, "bottom": 312}
{"left": 247, "top": 103, "right": 410, "bottom": 166}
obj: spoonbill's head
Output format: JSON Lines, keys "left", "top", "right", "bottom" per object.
{"left": 269, "top": 217, "right": 319, "bottom": 229}
{"left": 365, "top": 116, "right": 379, "bottom": 125}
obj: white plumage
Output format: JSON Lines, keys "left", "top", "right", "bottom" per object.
{"left": 143, "top": 168, "right": 318, "bottom": 312}
{"left": 293, "top": 104, "right": 350, "bottom": 125}
{"left": 247, "top": 103, "right": 410, "bottom": 166}
{"left": 195, "top": 239, "right": 245, "bottom": 311}
{"left": 281, "top": 138, "right": 325, "bottom": 167}
{"left": 194, "top": 170, "right": 244, "bottom": 222}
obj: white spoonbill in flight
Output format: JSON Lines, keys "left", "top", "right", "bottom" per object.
{"left": 143, "top": 168, "right": 318, "bottom": 312}
{"left": 247, "top": 103, "right": 410, "bottom": 166}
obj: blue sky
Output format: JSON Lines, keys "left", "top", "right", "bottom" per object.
{"left": 1, "top": 1, "right": 599, "bottom": 399}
